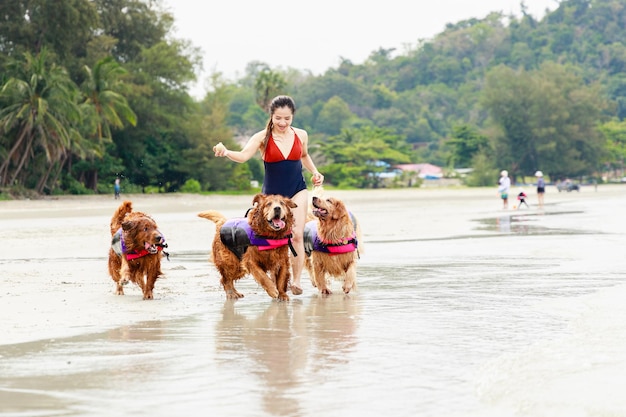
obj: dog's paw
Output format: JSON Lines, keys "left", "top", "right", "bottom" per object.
{"left": 225, "top": 289, "right": 244, "bottom": 299}
{"left": 343, "top": 276, "right": 356, "bottom": 294}
{"left": 115, "top": 283, "right": 125, "bottom": 295}
{"left": 265, "top": 287, "right": 279, "bottom": 299}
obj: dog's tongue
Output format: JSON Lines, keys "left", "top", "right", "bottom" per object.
{"left": 272, "top": 218, "right": 286, "bottom": 229}
{"left": 144, "top": 242, "right": 152, "bottom": 250}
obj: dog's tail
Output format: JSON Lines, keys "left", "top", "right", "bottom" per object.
{"left": 110, "top": 200, "right": 133, "bottom": 235}
{"left": 197, "top": 210, "right": 227, "bottom": 228}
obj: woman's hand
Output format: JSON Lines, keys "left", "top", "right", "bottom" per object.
{"left": 312, "top": 172, "right": 324, "bottom": 187}
{"left": 213, "top": 142, "right": 228, "bottom": 157}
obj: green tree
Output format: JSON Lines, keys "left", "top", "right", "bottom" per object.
{"left": 116, "top": 38, "right": 200, "bottom": 191}
{"left": 0, "top": 49, "right": 81, "bottom": 192}
{"left": 315, "top": 96, "right": 356, "bottom": 135}
{"left": 82, "top": 57, "right": 137, "bottom": 141}
{"left": 445, "top": 124, "right": 490, "bottom": 168}
{"left": 317, "top": 126, "right": 411, "bottom": 188}
{"left": 465, "top": 150, "right": 499, "bottom": 187}
{"left": 94, "top": 0, "right": 169, "bottom": 63}
{"left": 482, "top": 62, "right": 607, "bottom": 179}
{"left": 180, "top": 74, "right": 239, "bottom": 191}
{"left": 254, "top": 68, "right": 287, "bottom": 111}
{"left": 78, "top": 57, "right": 137, "bottom": 190}
{"left": 599, "top": 119, "right": 626, "bottom": 177}
{"left": 0, "top": 0, "right": 99, "bottom": 77}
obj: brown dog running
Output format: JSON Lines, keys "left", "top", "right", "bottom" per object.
{"left": 108, "top": 201, "right": 168, "bottom": 300}
{"left": 198, "top": 193, "right": 297, "bottom": 301}
{"left": 304, "top": 195, "right": 362, "bottom": 295}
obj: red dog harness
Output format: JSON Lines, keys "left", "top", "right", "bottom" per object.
{"left": 111, "top": 228, "right": 168, "bottom": 260}
{"left": 304, "top": 220, "right": 358, "bottom": 256}
{"left": 220, "top": 218, "right": 295, "bottom": 260}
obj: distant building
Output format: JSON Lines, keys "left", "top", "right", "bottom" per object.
{"left": 395, "top": 163, "right": 443, "bottom": 179}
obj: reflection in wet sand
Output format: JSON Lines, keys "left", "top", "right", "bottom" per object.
{"left": 0, "top": 321, "right": 169, "bottom": 416}
{"left": 482, "top": 211, "right": 590, "bottom": 236}
{"left": 2, "top": 250, "right": 626, "bottom": 416}
{"left": 215, "top": 295, "right": 360, "bottom": 416}
{"left": 0, "top": 294, "right": 362, "bottom": 416}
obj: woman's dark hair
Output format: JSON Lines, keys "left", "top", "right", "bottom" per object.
{"left": 262, "top": 95, "right": 296, "bottom": 148}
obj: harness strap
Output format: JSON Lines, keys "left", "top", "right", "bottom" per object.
{"left": 288, "top": 237, "right": 297, "bottom": 257}
{"left": 111, "top": 228, "right": 169, "bottom": 261}
{"left": 304, "top": 220, "right": 358, "bottom": 257}
{"left": 220, "top": 218, "right": 295, "bottom": 259}
{"left": 242, "top": 207, "right": 297, "bottom": 257}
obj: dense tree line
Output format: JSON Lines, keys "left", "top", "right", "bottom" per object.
{"left": 2, "top": 0, "right": 626, "bottom": 196}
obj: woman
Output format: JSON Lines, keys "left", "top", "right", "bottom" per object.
{"left": 213, "top": 95, "right": 324, "bottom": 295}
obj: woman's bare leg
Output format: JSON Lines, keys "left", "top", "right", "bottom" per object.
{"left": 289, "top": 189, "right": 308, "bottom": 294}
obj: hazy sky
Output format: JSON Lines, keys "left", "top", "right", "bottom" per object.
{"left": 163, "top": 0, "right": 558, "bottom": 96}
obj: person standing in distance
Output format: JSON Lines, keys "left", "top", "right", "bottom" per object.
{"left": 535, "top": 170, "right": 545, "bottom": 208}
{"left": 213, "top": 95, "right": 324, "bottom": 295}
{"left": 114, "top": 177, "right": 121, "bottom": 200}
{"left": 498, "top": 170, "right": 511, "bottom": 209}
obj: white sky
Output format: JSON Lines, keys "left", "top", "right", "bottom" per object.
{"left": 163, "top": 0, "right": 558, "bottom": 97}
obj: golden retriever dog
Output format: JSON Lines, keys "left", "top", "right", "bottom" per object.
{"left": 198, "top": 193, "right": 297, "bottom": 301}
{"left": 108, "top": 201, "right": 168, "bottom": 300}
{"left": 304, "top": 195, "right": 362, "bottom": 295}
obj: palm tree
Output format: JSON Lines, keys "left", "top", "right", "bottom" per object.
{"left": 79, "top": 56, "right": 137, "bottom": 190}
{"left": 0, "top": 49, "right": 81, "bottom": 191}
{"left": 254, "top": 69, "right": 287, "bottom": 111}
{"left": 82, "top": 56, "right": 137, "bottom": 141}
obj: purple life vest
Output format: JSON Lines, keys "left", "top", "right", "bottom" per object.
{"left": 304, "top": 220, "right": 358, "bottom": 256}
{"left": 220, "top": 218, "right": 293, "bottom": 259}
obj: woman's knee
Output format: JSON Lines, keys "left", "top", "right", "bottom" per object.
{"left": 290, "top": 230, "right": 303, "bottom": 245}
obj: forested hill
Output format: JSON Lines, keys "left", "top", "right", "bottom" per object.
{"left": 1, "top": 0, "right": 625, "bottom": 196}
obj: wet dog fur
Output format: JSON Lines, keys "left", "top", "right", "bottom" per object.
{"left": 198, "top": 193, "right": 297, "bottom": 301}
{"left": 305, "top": 194, "right": 362, "bottom": 295}
{"left": 108, "top": 201, "right": 166, "bottom": 300}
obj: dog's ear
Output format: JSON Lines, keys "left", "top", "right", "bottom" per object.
{"left": 121, "top": 219, "right": 134, "bottom": 232}
{"left": 252, "top": 193, "right": 263, "bottom": 207}
{"left": 285, "top": 198, "right": 297, "bottom": 209}
{"left": 331, "top": 199, "right": 345, "bottom": 220}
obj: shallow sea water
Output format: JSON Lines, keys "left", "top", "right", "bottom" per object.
{"left": 1, "top": 189, "right": 626, "bottom": 417}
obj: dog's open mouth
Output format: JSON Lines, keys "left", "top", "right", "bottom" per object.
{"left": 145, "top": 242, "right": 159, "bottom": 254}
{"left": 268, "top": 216, "right": 286, "bottom": 230}
{"left": 312, "top": 201, "right": 328, "bottom": 218}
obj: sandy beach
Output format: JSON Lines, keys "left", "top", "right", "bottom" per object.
{"left": 0, "top": 186, "right": 514, "bottom": 346}
{"left": 2, "top": 186, "right": 518, "bottom": 346}
{"left": 2, "top": 184, "right": 626, "bottom": 416}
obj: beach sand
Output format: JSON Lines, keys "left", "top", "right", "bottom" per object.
{"left": 0, "top": 185, "right": 622, "bottom": 345}
{"left": 2, "top": 185, "right": 626, "bottom": 416}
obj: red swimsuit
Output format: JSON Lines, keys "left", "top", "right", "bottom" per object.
{"left": 263, "top": 131, "right": 302, "bottom": 162}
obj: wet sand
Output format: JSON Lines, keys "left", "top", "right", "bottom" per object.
{"left": 1, "top": 185, "right": 626, "bottom": 416}
{"left": 0, "top": 186, "right": 506, "bottom": 345}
